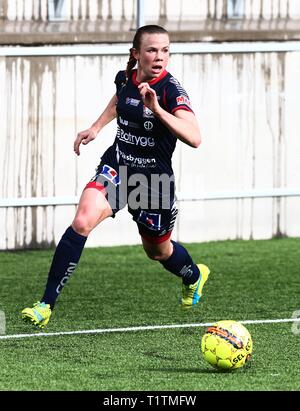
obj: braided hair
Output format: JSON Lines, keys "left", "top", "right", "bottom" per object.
{"left": 125, "top": 25, "right": 169, "bottom": 82}
{"left": 125, "top": 48, "right": 137, "bottom": 81}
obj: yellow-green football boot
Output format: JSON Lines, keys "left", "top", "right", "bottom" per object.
{"left": 21, "top": 301, "right": 52, "bottom": 328}
{"left": 181, "top": 264, "right": 210, "bottom": 308}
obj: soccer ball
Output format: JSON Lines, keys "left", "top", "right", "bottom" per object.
{"left": 201, "top": 320, "right": 253, "bottom": 370}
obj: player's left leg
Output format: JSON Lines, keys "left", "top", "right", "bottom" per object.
{"left": 141, "top": 235, "right": 210, "bottom": 309}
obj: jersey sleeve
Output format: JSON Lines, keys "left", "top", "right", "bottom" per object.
{"left": 114, "top": 71, "right": 126, "bottom": 96}
{"left": 163, "top": 76, "right": 194, "bottom": 114}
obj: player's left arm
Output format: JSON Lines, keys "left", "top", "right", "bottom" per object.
{"left": 160, "top": 109, "right": 201, "bottom": 148}
{"left": 138, "top": 82, "right": 201, "bottom": 148}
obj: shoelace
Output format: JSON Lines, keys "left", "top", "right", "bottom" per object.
{"left": 33, "top": 301, "right": 47, "bottom": 308}
{"left": 183, "top": 282, "right": 197, "bottom": 298}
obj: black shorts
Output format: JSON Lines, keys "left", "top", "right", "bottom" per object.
{"left": 85, "top": 149, "right": 178, "bottom": 243}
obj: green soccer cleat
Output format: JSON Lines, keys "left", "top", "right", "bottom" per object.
{"left": 21, "top": 301, "right": 52, "bottom": 329}
{"left": 181, "top": 264, "right": 210, "bottom": 309}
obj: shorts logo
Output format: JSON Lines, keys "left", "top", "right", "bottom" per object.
{"left": 176, "top": 95, "right": 191, "bottom": 107}
{"left": 137, "top": 211, "right": 161, "bottom": 231}
{"left": 126, "top": 97, "right": 140, "bottom": 106}
{"left": 100, "top": 165, "right": 121, "bottom": 186}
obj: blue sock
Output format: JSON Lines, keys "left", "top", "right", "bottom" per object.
{"left": 41, "top": 226, "right": 87, "bottom": 309}
{"left": 160, "top": 240, "right": 200, "bottom": 285}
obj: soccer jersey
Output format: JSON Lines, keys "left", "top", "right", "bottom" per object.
{"left": 109, "top": 69, "right": 194, "bottom": 177}
{"left": 87, "top": 69, "right": 194, "bottom": 236}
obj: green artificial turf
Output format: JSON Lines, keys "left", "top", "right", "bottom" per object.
{"left": 0, "top": 238, "right": 299, "bottom": 391}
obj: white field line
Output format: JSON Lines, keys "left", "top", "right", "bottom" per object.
{"left": 0, "top": 317, "right": 299, "bottom": 341}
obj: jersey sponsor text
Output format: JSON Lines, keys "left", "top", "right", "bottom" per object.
{"left": 118, "top": 127, "right": 155, "bottom": 147}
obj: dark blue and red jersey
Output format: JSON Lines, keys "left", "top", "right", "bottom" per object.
{"left": 87, "top": 69, "right": 194, "bottom": 235}
{"left": 106, "top": 69, "right": 194, "bottom": 177}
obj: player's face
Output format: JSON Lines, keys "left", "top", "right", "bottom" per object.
{"left": 134, "top": 33, "right": 170, "bottom": 82}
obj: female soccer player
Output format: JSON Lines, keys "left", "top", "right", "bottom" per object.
{"left": 21, "top": 25, "right": 210, "bottom": 328}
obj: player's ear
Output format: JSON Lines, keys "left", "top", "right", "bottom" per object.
{"left": 131, "top": 48, "right": 139, "bottom": 61}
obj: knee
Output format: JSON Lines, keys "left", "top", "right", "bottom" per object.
{"left": 144, "top": 249, "right": 169, "bottom": 262}
{"left": 143, "top": 239, "right": 173, "bottom": 262}
{"left": 72, "top": 215, "right": 93, "bottom": 236}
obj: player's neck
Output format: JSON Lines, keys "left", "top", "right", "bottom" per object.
{"left": 133, "top": 69, "right": 167, "bottom": 85}
{"left": 136, "top": 70, "right": 154, "bottom": 83}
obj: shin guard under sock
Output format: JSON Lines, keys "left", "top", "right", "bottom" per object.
{"left": 41, "top": 226, "right": 87, "bottom": 309}
{"left": 160, "top": 240, "right": 200, "bottom": 285}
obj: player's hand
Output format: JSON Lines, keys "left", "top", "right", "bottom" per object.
{"left": 138, "top": 82, "right": 161, "bottom": 114}
{"left": 74, "top": 127, "right": 97, "bottom": 156}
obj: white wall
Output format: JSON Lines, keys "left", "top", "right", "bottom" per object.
{"left": 4, "top": 0, "right": 300, "bottom": 21}
{"left": 0, "top": 48, "right": 299, "bottom": 249}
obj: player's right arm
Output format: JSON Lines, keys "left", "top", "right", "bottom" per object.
{"left": 74, "top": 94, "right": 118, "bottom": 156}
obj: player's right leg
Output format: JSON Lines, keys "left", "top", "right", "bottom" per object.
{"left": 135, "top": 201, "right": 210, "bottom": 309}
{"left": 21, "top": 186, "right": 112, "bottom": 328}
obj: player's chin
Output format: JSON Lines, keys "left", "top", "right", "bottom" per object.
{"left": 150, "top": 66, "right": 164, "bottom": 77}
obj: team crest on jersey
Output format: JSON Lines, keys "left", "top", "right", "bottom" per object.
{"left": 143, "top": 105, "right": 154, "bottom": 118}
{"left": 144, "top": 121, "right": 153, "bottom": 131}
{"left": 99, "top": 165, "right": 121, "bottom": 186}
{"left": 126, "top": 97, "right": 140, "bottom": 106}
